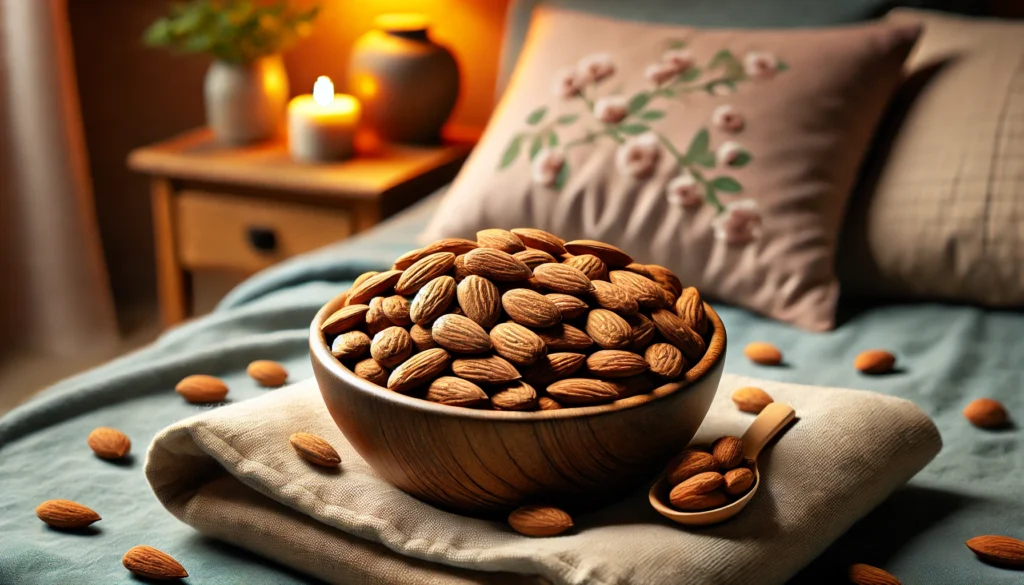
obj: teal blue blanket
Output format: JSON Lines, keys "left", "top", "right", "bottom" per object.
{"left": 1, "top": 195, "right": 1021, "bottom": 584}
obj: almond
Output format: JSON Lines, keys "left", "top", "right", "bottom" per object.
{"left": 586, "top": 350, "right": 648, "bottom": 378}
{"left": 247, "top": 360, "right": 288, "bottom": 387}
{"left": 651, "top": 309, "right": 706, "bottom": 363}
{"left": 365, "top": 296, "right": 393, "bottom": 336}
{"left": 963, "top": 398, "right": 1009, "bottom": 429}
{"left": 395, "top": 252, "right": 456, "bottom": 295}
{"left": 490, "top": 322, "right": 547, "bottom": 366}
{"left": 854, "top": 349, "right": 897, "bottom": 374}
{"left": 535, "top": 323, "right": 593, "bottom": 351}
{"left": 508, "top": 505, "right": 573, "bottom": 537}
{"left": 456, "top": 275, "right": 502, "bottom": 328}
{"left": 463, "top": 247, "right": 532, "bottom": 281}
{"left": 731, "top": 386, "right": 773, "bottom": 414}
{"left": 175, "top": 374, "right": 228, "bottom": 404}
{"left": 371, "top": 326, "right": 414, "bottom": 368}
{"left": 451, "top": 355, "right": 521, "bottom": 384}
{"left": 627, "top": 313, "right": 657, "bottom": 350}
{"left": 965, "top": 535, "right": 1024, "bottom": 568}
{"left": 425, "top": 376, "right": 489, "bottom": 408}
{"left": 546, "top": 378, "right": 620, "bottom": 405}
{"left": 289, "top": 432, "right": 341, "bottom": 467}
{"left": 409, "top": 275, "right": 456, "bottom": 325}
{"left": 712, "top": 436, "right": 744, "bottom": 470}
{"left": 666, "top": 450, "right": 718, "bottom": 485}
{"left": 477, "top": 228, "right": 526, "bottom": 253}
{"left": 431, "top": 314, "right": 492, "bottom": 354}
{"left": 347, "top": 270, "right": 402, "bottom": 305}
{"left": 564, "top": 253, "right": 609, "bottom": 281}
{"left": 546, "top": 293, "right": 588, "bottom": 319}
{"left": 674, "top": 287, "right": 707, "bottom": 336}
{"left": 453, "top": 253, "right": 470, "bottom": 281}
{"left": 511, "top": 228, "right": 567, "bottom": 255}
{"left": 491, "top": 381, "right": 538, "bottom": 411}
{"left": 354, "top": 358, "right": 388, "bottom": 386}
{"left": 352, "top": 271, "right": 378, "bottom": 288}
{"left": 36, "top": 499, "right": 101, "bottom": 529}
{"left": 723, "top": 467, "right": 755, "bottom": 496}
{"left": 531, "top": 263, "right": 594, "bottom": 295}
{"left": 589, "top": 280, "right": 639, "bottom": 315}
{"left": 388, "top": 348, "right": 450, "bottom": 392}
{"left": 522, "top": 352, "right": 586, "bottom": 385}
{"left": 393, "top": 238, "right": 478, "bottom": 269}
{"left": 122, "top": 546, "right": 188, "bottom": 580}
{"left": 669, "top": 489, "right": 728, "bottom": 511}
{"left": 586, "top": 309, "right": 635, "bottom": 350}
{"left": 321, "top": 304, "right": 370, "bottom": 334}
{"left": 87, "top": 427, "right": 131, "bottom": 460}
{"left": 646, "top": 264, "right": 683, "bottom": 301}
{"left": 538, "top": 396, "right": 562, "bottom": 410}
{"left": 381, "top": 295, "right": 412, "bottom": 326}
{"left": 623, "top": 263, "right": 654, "bottom": 280}
{"left": 514, "top": 249, "right": 558, "bottom": 269}
{"left": 644, "top": 343, "right": 685, "bottom": 378}
{"left": 671, "top": 471, "right": 724, "bottom": 501}
{"left": 848, "top": 563, "right": 901, "bottom": 585}
{"left": 564, "top": 239, "right": 633, "bottom": 267}
{"left": 744, "top": 342, "right": 783, "bottom": 366}
{"left": 609, "top": 270, "right": 666, "bottom": 308}
{"left": 502, "top": 288, "right": 562, "bottom": 328}
{"left": 611, "top": 375, "right": 654, "bottom": 399}
{"left": 409, "top": 323, "right": 438, "bottom": 351}
{"left": 332, "top": 330, "right": 372, "bottom": 360}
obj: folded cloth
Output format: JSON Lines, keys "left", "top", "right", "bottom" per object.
{"left": 146, "top": 375, "right": 941, "bottom": 585}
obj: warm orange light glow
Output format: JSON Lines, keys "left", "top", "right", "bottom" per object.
{"left": 352, "top": 73, "right": 379, "bottom": 100}
{"left": 375, "top": 13, "right": 430, "bottom": 32}
{"left": 313, "top": 75, "right": 335, "bottom": 106}
{"left": 289, "top": 91, "right": 360, "bottom": 123}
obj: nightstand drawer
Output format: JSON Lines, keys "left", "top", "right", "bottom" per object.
{"left": 176, "top": 190, "right": 352, "bottom": 272}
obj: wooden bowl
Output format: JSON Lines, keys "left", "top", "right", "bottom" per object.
{"left": 309, "top": 295, "right": 727, "bottom": 516}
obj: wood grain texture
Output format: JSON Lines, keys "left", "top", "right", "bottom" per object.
{"left": 310, "top": 294, "right": 727, "bottom": 515}
{"left": 150, "top": 178, "right": 190, "bottom": 327}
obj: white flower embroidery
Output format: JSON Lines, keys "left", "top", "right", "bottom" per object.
{"left": 716, "top": 141, "right": 745, "bottom": 166}
{"left": 743, "top": 51, "right": 779, "bottom": 80}
{"left": 577, "top": 53, "right": 615, "bottom": 84}
{"left": 662, "top": 49, "right": 695, "bottom": 74}
{"left": 713, "top": 200, "right": 761, "bottom": 244}
{"left": 552, "top": 67, "right": 583, "bottom": 98}
{"left": 615, "top": 132, "right": 661, "bottom": 179}
{"left": 667, "top": 173, "right": 704, "bottom": 208}
{"left": 645, "top": 62, "right": 677, "bottom": 87}
{"left": 711, "top": 104, "right": 744, "bottom": 133}
{"left": 531, "top": 148, "right": 565, "bottom": 187}
{"left": 594, "top": 96, "right": 628, "bottom": 124}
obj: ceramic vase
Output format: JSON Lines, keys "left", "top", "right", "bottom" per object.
{"left": 204, "top": 55, "right": 289, "bottom": 145}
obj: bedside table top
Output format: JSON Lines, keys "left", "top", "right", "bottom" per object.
{"left": 128, "top": 128, "right": 473, "bottom": 199}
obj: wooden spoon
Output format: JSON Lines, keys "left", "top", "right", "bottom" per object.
{"left": 649, "top": 402, "right": 796, "bottom": 526}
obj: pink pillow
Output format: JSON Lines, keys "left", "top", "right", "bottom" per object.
{"left": 423, "top": 8, "right": 920, "bottom": 331}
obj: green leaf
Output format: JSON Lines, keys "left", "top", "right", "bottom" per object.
{"left": 678, "top": 67, "right": 701, "bottom": 82}
{"left": 706, "top": 80, "right": 736, "bottom": 95}
{"left": 692, "top": 152, "right": 716, "bottom": 168}
{"left": 548, "top": 131, "right": 559, "bottom": 147}
{"left": 685, "top": 128, "right": 710, "bottom": 160}
{"left": 708, "top": 49, "right": 742, "bottom": 74}
{"left": 555, "top": 114, "right": 579, "bottom": 125}
{"left": 627, "top": 92, "right": 651, "bottom": 114}
{"left": 666, "top": 39, "right": 687, "bottom": 50}
{"left": 529, "top": 135, "right": 544, "bottom": 160}
{"left": 499, "top": 136, "right": 522, "bottom": 169}
{"left": 776, "top": 60, "right": 789, "bottom": 72}
{"left": 526, "top": 106, "right": 548, "bottom": 125}
{"left": 729, "top": 151, "right": 752, "bottom": 168}
{"left": 618, "top": 124, "right": 650, "bottom": 136}
{"left": 639, "top": 110, "right": 665, "bottom": 121}
{"left": 711, "top": 177, "right": 742, "bottom": 193}
{"left": 553, "top": 161, "right": 570, "bottom": 190}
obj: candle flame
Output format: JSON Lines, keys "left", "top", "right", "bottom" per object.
{"left": 313, "top": 76, "right": 335, "bottom": 106}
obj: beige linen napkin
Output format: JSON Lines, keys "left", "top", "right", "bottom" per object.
{"left": 146, "top": 375, "right": 941, "bottom": 585}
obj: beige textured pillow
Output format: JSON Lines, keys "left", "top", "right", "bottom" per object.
{"left": 840, "top": 9, "right": 1024, "bottom": 305}
{"left": 422, "top": 8, "right": 919, "bottom": 331}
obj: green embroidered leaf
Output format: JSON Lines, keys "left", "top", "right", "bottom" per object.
{"left": 627, "top": 92, "right": 651, "bottom": 114}
{"left": 556, "top": 114, "right": 579, "bottom": 125}
{"left": 685, "top": 128, "right": 710, "bottom": 160}
{"left": 678, "top": 67, "right": 701, "bottom": 82}
{"left": 730, "top": 151, "right": 752, "bottom": 167}
{"left": 553, "top": 161, "right": 570, "bottom": 190}
{"left": 526, "top": 106, "right": 547, "bottom": 125}
{"left": 705, "top": 80, "right": 736, "bottom": 95}
{"left": 499, "top": 136, "right": 522, "bottom": 169}
{"left": 548, "top": 131, "right": 559, "bottom": 147}
{"left": 776, "top": 60, "right": 789, "bottom": 72}
{"left": 711, "top": 177, "right": 742, "bottom": 193}
{"left": 529, "top": 135, "right": 544, "bottom": 160}
{"left": 639, "top": 110, "right": 665, "bottom": 121}
{"left": 707, "top": 49, "right": 745, "bottom": 79}
{"left": 618, "top": 124, "right": 650, "bottom": 136}
{"left": 693, "top": 152, "right": 716, "bottom": 168}
{"left": 666, "top": 39, "right": 687, "bottom": 50}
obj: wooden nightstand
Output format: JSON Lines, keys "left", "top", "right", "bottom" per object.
{"left": 128, "top": 128, "right": 471, "bottom": 327}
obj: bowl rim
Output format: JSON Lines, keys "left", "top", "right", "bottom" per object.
{"left": 310, "top": 292, "right": 726, "bottom": 421}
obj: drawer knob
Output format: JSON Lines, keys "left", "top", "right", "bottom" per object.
{"left": 247, "top": 226, "right": 277, "bottom": 253}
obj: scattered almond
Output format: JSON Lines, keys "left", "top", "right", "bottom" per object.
{"left": 122, "top": 546, "right": 188, "bottom": 580}
{"left": 371, "top": 326, "right": 414, "bottom": 368}
{"left": 586, "top": 350, "right": 648, "bottom": 378}
{"left": 175, "top": 374, "right": 228, "bottom": 404}
{"left": 247, "top": 360, "right": 288, "bottom": 387}
{"left": 854, "top": 349, "right": 896, "bottom": 375}
{"left": 511, "top": 228, "right": 566, "bottom": 256}
{"left": 87, "top": 427, "right": 131, "bottom": 460}
{"left": 354, "top": 358, "right": 388, "bottom": 386}
{"left": 490, "top": 381, "right": 538, "bottom": 411}
{"left": 35, "top": 499, "right": 101, "bottom": 529}
{"left": 564, "top": 240, "right": 633, "bottom": 267}
{"left": 395, "top": 252, "right": 456, "bottom": 296}
{"left": 490, "top": 322, "right": 547, "bottom": 366}
{"left": 965, "top": 535, "right": 1024, "bottom": 568}
{"left": 463, "top": 248, "right": 532, "bottom": 281}
{"left": 963, "top": 398, "right": 1009, "bottom": 429}
{"left": 744, "top": 342, "right": 783, "bottom": 366}
{"left": 644, "top": 343, "right": 685, "bottom": 379}
{"left": 546, "top": 293, "right": 589, "bottom": 319}
{"left": 409, "top": 275, "right": 456, "bottom": 325}
{"left": 321, "top": 304, "right": 370, "bottom": 334}
{"left": 289, "top": 432, "right": 341, "bottom": 467}
{"left": 564, "top": 253, "right": 609, "bottom": 281}
{"left": 546, "top": 378, "right": 620, "bottom": 406}
{"left": 347, "top": 270, "right": 402, "bottom": 305}
{"left": 388, "top": 348, "right": 451, "bottom": 392}
{"left": 502, "top": 288, "right": 562, "bottom": 328}
{"left": 723, "top": 467, "right": 755, "bottom": 496}
{"left": 331, "top": 330, "right": 372, "bottom": 360}
{"left": 666, "top": 450, "right": 718, "bottom": 485}
{"left": 451, "top": 355, "right": 521, "bottom": 384}
{"left": 508, "top": 505, "right": 573, "bottom": 537}
{"left": 425, "top": 377, "right": 489, "bottom": 408}
{"left": 477, "top": 228, "right": 526, "bottom": 253}
{"left": 848, "top": 563, "right": 901, "bottom": 585}
{"left": 731, "top": 386, "right": 773, "bottom": 414}
{"left": 712, "top": 436, "right": 744, "bottom": 470}
{"left": 585, "top": 309, "right": 633, "bottom": 350}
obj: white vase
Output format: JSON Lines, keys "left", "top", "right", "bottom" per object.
{"left": 203, "top": 55, "right": 289, "bottom": 145}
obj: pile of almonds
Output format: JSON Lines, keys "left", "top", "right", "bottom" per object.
{"left": 665, "top": 436, "right": 755, "bottom": 511}
{"left": 321, "top": 229, "right": 711, "bottom": 410}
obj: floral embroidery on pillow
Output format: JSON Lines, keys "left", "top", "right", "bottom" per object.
{"left": 498, "top": 41, "right": 788, "bottom": 245}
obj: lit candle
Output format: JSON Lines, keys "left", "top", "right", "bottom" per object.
{"left": 288, "top": 76, "right": 361, "bottom": 162}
